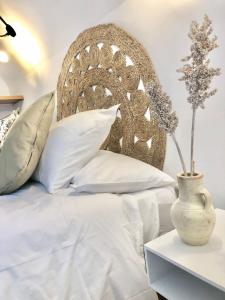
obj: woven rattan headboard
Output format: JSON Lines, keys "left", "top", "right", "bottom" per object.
{"left": 57, "top": 23, "right": 166, "bottom": 169}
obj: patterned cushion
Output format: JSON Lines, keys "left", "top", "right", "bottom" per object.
{"left": 0, "top": 109, "right": 20, "bottom": 148}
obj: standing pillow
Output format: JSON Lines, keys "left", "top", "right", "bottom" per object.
{"left": 0, "top": 109, "right": 20, "bottom": 148}
{"left": 33, "top": 105, "right": 119, "bottom": 193}
{"left": 71, "top": 150, "right": 175, "bottom": 193}
{"left": 0, "top": 92, "right": 55, "bottom": 194}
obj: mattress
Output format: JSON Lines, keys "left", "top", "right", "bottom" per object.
{"left": 124, "top": 186, "right": 176, "bottom": 244}
{"left": 150, "top": 185, "right": 176, "bottom": 236}
{"left": 0, "top": 182, "right": 176, "bottom": 300}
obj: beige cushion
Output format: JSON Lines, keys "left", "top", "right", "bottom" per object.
{"left": 0, "top": 92, "right": 55, "bottom": 194}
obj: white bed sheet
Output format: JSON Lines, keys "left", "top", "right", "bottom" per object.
{"left": 134, "top": 186, "right": 176, "bottom": 238}
{"left": 0, "top": 182, "right": 175, "bottom": 300}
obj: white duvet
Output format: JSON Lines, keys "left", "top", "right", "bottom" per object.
{"left": 0, "top": 182, "right": 165, "bottom": 300}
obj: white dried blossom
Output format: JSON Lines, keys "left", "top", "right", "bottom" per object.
{"left": 146, "top": 15, "right": 220, "bottom": 176}
{"left": 177, "top": 15, "right": 221, "bottom": 109}
{"left": 178, "top": 15, "right": 220, "bottom": 175}
{"left": 146, "top": 80, "right": 187, "bottom": 175}
{"left": 146, "top": 81, "right": 178, "bottom": 134}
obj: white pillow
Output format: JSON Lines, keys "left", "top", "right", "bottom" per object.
{"left": 33, "top": 105, "right": 119, "bottom": 193}
{"left": 71, "top": 150, "right": 175, "bottom": 193}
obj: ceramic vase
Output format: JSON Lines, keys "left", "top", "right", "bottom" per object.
{"left": 170, "top": 173, "right": 216, "bottom": 246}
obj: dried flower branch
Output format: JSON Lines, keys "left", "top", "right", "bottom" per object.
{"left": 146, "top": 81, "right": 187, "bottom": 175}
{"left": 177, "top": 15, "right": 221, "bottom": 174}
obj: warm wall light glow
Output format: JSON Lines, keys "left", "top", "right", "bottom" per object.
{"left": 4, "top": 19, "right": 44, "bottom": 70}
{"left": 9, "top": 21, "right": 41, "bottom": 66}
{"left": 170, "top": 0, "right": 195, "bottom": 7}
{"left": 0, "top": 50, "right": 9, "bottom": 63}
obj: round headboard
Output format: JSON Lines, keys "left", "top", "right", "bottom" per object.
{"left": 57, "top": 23, "right": 166, "bottom": 169}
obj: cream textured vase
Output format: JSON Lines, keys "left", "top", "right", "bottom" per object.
{"left": 171, "top": 173, "right": 216, "bottom": 246}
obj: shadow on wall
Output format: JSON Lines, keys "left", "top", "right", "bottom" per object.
{"left": 0, "top": 77, "right": 10, "bottom": 117}
{"left": 0, "top": 77, "right": 22, "bottom": 117}
{"left": 0, "top": 77, "right": 10, "bottom": 95}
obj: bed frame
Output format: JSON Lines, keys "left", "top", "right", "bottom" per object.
{"left": 57, "top": 23, "right": 166, "bottom": 170}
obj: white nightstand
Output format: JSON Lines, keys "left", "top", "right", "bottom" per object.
{"left": 144, "top": 208, "right": 225, "bottom": 300}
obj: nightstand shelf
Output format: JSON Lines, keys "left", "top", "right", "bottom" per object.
{"left": 145, "top": 209, "right": 225, "bottom": 300}
{"left": 0, "top": 96, "right": 24, "bottom": 104}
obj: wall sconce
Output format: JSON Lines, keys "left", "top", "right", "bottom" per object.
{"left": 0, "top": 16, "right": 16, "bottom": 38}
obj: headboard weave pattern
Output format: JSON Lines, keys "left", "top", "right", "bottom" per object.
{"left": 57, "top": 23, "right": 166, "bottom": 169}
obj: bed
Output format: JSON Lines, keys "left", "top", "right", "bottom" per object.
{"left": 0, "top": 24, "right": 175, "bottom": 300}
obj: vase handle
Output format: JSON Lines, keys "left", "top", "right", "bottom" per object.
{"left": 199, "top": 188, "right": 212, "bottom": 210}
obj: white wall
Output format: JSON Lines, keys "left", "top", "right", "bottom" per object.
{"left": 1, "top": 0, "right": 225, "bottom": 208}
